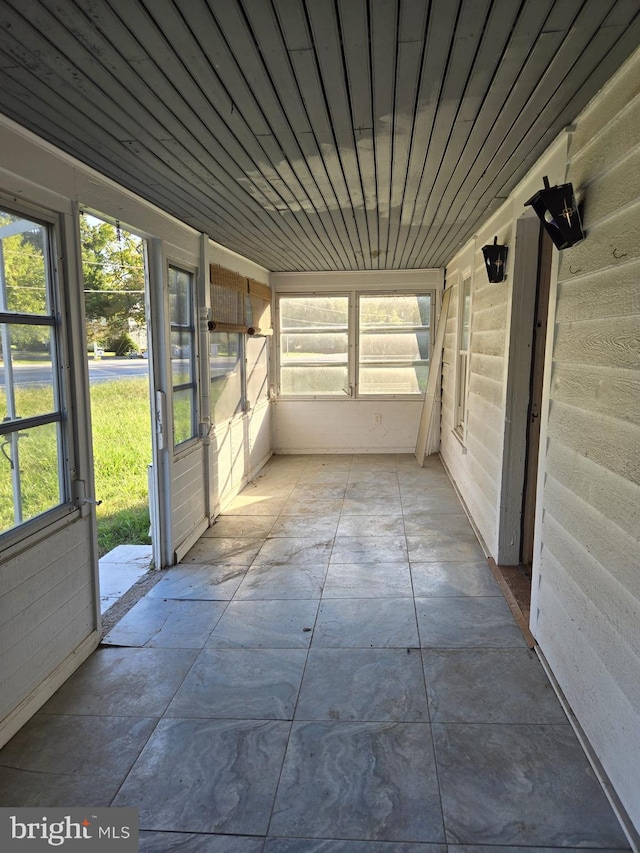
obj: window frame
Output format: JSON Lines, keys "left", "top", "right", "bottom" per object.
{"left": 455, "top": 272, "right": 472, "bottom": 439}
{"left": 0, "top": 201, "right": 72, "bottom": 541}
{"left": 168, "top": 262, "right": 199, "bottom": 450}
{"left": 276, "top": 287, "right": 435, "bottom": 401}
{"left": 356, "top": 291, "right": 433, "bottom": 398}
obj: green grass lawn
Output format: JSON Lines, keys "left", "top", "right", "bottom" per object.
{"left": 91, "top": 378, "right": 152, "bottom": 556}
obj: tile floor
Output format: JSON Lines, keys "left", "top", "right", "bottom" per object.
{"left": 0, "top": 454, "right": 631, "bottom": 852}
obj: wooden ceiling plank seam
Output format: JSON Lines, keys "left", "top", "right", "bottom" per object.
{"left": 404, "top": 0, "right": 526, "bottom": 267}
{"left": 276, "top": 3, "right": 365, "bottom": 268}
{"left": 424, "top": 0, "right": 628, "bottom": 265}
{"left": 304, "top": 0, "right": 373, "bottom": 267}
{"left": 336, "top": 0, "right": 379, "bottom": 268}
{"left": 430, "top": 12, "right": 640, "bottom": 267}
{"left": 116, "top": 0, "right": 332, "bottom": 270}
{"left": 385, "top": 0, "right": 432, "bottom": 269}
{"left": 209, "top": 0, "right": 344, "bottom": 270}
{"left": 408, "top": 0, "right": 558, "bottom": 265}
{"left": 388, "top": 0, "right": 461, "bottom": 270}
{"left": 3, "top": 1, "right": 312, "bottom": 269}
{"left": 251, "top": 0, "right": 356, "bottom": 269}
{"left": 369, "top": 0, "right": 399, "bottom": 268}
{"left": 238, "top": 0, "right": 357, "bottom": 269}
{"left": 395, "top": 0, "right": 493, "bottom": 268}
{"left": 0, "top": 71, "right": 294, "bottom": 270}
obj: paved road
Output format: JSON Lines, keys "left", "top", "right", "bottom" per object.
{"left": 1, "top": 358, "right": 150, "bottom": 386}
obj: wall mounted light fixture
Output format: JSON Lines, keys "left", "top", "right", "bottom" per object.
{"left": 524, "top": 176, "right": 585, "bottom": 249}
{"left": 482, "top": 236, "right": 508, "bottom": 283}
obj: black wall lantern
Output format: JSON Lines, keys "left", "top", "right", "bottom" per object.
{"left": 482, "top": 236, "right": 508, "bottom": 283}
{"left": 524, "top": 176, "right": 585, "bottom": 249}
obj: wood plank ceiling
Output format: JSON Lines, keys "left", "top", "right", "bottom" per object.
{"left": 0, "top": 0, "right": 639, "bottom": 271}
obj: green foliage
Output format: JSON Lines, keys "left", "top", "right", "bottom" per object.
{"left": 80, "top": 215, "right": 145, "bottom": 349}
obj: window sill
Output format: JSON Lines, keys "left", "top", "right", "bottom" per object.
{"left": 452, "top": 426, "right": 468, "bottom": 452}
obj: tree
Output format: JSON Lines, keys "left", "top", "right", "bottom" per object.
{"left": 80, "top": 216, "right": 145, "bottom": 352}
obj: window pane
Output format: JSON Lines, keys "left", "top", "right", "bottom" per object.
{"left": 280, "top": 296, "right": 349, "bottom": 396}
{"left": 360, "top": 294, "right": 431, "bottom": 327}
{"left": 210, "top": 332, "right": 243, "bottom": 423}
{"left": 171, "top": 329, "right": 193, "bottom": 387}
{"left": 461, "top": 277, "right": 471, "bottom": 351}
{"left": 172, "top": 388, "right": 194, "bottom": 446}
{"left": 0, "top": 324, "right": 55, "bottom": 421}
{"left": 0, "top": 213, "right": 49, "bottom": 315}
{"left": 358, "top": 294, "right": 431, "bottom": 396}
{"left": 169, "top": 267, "right": 192, "bottom": 326}
{"left": 0, "top": 422, "right": 63, "bottom": 534}
{"left": 359, "top": 364, "right": 429, "bottom": 395}
{"left": 246, "top": 335, "right": 268, "bottom": 406}
{"left": 281, "top": 365, "right": 349, "bottom": 395}
{"left": 360, "top": 330, "right": 430, "bottom": 361}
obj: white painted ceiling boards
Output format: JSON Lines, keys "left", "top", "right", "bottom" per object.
{"left": 0, "top": 0, "right": 639, "bottom": 270}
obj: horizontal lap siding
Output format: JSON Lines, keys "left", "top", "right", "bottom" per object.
{"left": 172, "top": 446, "right": 207, "bottom": 556}
{"left": 536, "top": 49, "right": 640, "bottom": 830}
{"left": 0, "top": 518, "right": 95, "bottom": 724}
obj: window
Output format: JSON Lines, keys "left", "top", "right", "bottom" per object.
{"left": 279, "top": 295, "right": 349, "bottom": 395}
{"left": 358, "top": 294, "right": 431, "bottom": 395}
{"left": 456, "top": 275, "right": 472, "bottom": 432}
{"left": 277, "top": 291, "right": 433, "bottom": 398}
{"left": 168, "top": 265, "right": 197, "bottom": 446}
{"left": 0, "top": 208, "right": 67, "bottom": 535}
{"left": 210, "top": 331, "right": 243, "bottom": 424}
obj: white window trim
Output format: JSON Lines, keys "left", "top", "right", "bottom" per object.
{"left": 167, "top": 260, "right": 199, "bottom": 451}
{"left": 454, "top": 271, "right": 473, "bottom": 441}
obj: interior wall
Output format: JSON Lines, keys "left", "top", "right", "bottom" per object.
{"left": 530, "top": 47, "right": 640, "bottom": 834}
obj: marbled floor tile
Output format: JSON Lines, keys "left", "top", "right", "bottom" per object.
{"left": 269, "top": 721, "right": 445, "bottom": 842}
{"left": 331, "top": 535, "right": 408, "bottom": 564}
{"left": 410, "top": 561, "right": 500, "bottom": 597}
{"left": 201, "top": 515, "right": 278, "bottom": 538}
{"left": 280, "top": 497, "right": 345, "bottom": 516}
{"left": 102, "top": 598, "right": 228, "bottom": 648}
{"left": 40, "top": 647, "right": 198, "bottom": 717}
{"left": 140, "top": 832, "right": 264, "bottom": 852}
{"left": 222, "top": 494, "right": 289, "bottom": 516}
{"left": 295, "top": 648, "right": 428, "bottom": 722}
{"left": 166, "top": 648, "right": 307, "bottom": 719}
{"left": 337, "top": 515, "right": 405, "bottom": 538}
{"left": 0, "top": 766, "right": 120, "bottom": 808}
{"left": 313, "top": 598, "right": 419, "bottom": 648}
{"left": 265, "top": 840, "right": 448, "bottom": 852}
{"left": 113, "top": 718, "right": 290, "bottom": 835}
{"left": 234, "top": 563, "right": 328, "bottom": 600}
{"left": 181, "top": 538, "right": 264, "bottom": 566}
{"left": 323, "top": 562, "right": 413, "bottom": 598}
{"left": 432, "top": 723, "right": 630, "bottom": 847}
{"left": 407, "top": 534, "right": 485, "bottom": 562}
{"left": 415, "top": 597, "right": 526, "bottom": 649}
{"left": 268, "top": 515, "right": 340, "bottom": 538}
{"left": 0, "top": 714, "right": 156, "bottom": 786}
{"left": 207, "top": 599, "right": 319, "bottom": 648}
{"left": 289, "top": 483, "right": 347, "bottom": 500}
{"left": 422, "top": 649, "right": 568, "bottom": 724}
{"left": 341, "top": 498, "right": 403, "bottom": 515}
{"left": 345, "top": 484, "right": 400, "bottom": 500}
{"left": 147, "top": 565, "right": 248, "bottom": 600}
{"left": 399, "top": 494, "right": 463, "bottom": 515}
{"left": 403, "top": 512, "right": 474, "bottom": 537}
{"left": 254, "top": 536, "right": 333, "bottom": 566}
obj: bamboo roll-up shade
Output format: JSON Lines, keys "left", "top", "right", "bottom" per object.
{"left": 210, "top": 264, "right": 247, "bottom": 327}
{"left": 247, "top": 277, "right": 272, "bottom": 333}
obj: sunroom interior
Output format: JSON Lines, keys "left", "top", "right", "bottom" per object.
{"left": 0, "top": 0, "right": 639, "bottom": 848}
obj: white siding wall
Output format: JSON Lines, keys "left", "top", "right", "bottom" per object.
{"left": 531, "top": 48, "right": 640, "bottom": 832}
{"left": 440, "top": 141, "right": 567, "bottom": 557}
